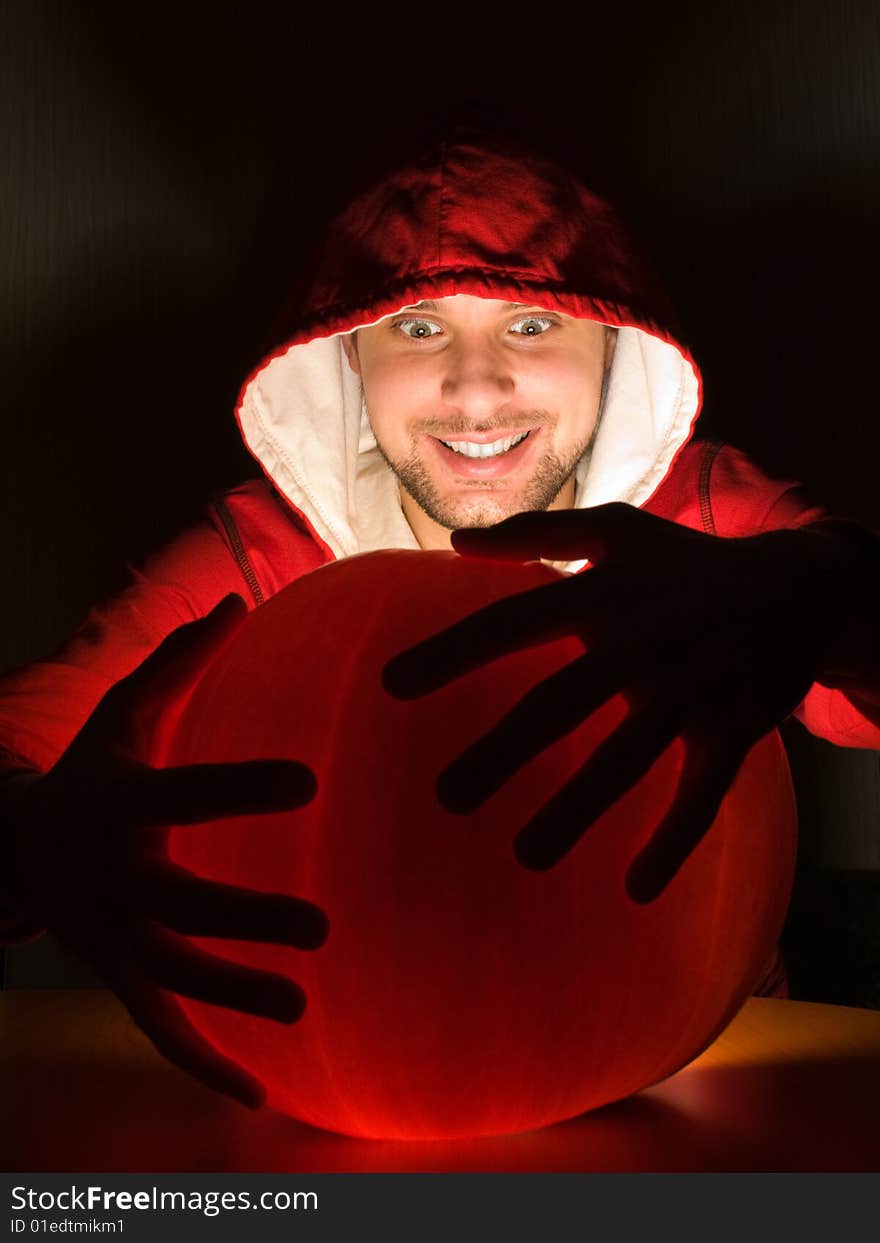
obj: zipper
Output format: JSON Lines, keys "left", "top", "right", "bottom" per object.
{"left": 698, "top": 441, "right": 724, "bottom": 535}
{"left": 211, "top": 496, "right": 265, "bottom": 607}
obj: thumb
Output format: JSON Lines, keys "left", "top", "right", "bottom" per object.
{"left": 84, "top": 594, "right": 248, "bottom": 750}
{"left": 451, "top": 504, "right": 636, "bottom": 563}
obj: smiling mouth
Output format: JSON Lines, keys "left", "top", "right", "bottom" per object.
{"left": 437, "top": 431, "right": 531, "bottom": 459}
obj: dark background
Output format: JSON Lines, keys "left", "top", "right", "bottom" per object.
{"left": 2, "top": 0, "right": 879, "bottom": 1000}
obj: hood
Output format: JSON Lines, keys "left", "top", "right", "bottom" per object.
{"left": 235, "top": 132, "right": 702, "bottom": 571}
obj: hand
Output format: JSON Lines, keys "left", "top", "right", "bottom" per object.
{"left": 4, "top": 595, "right": 327, "bottom": 1109}
{"left": 383, "top": 506, "right": 844, "bottom": 903}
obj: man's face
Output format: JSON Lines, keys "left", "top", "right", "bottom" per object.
{"left": 342, "top": 295, "right": 612, "bottom": 547}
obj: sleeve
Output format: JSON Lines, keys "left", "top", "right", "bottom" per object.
{"left": 705, "top": 444, "right": 880, "bottom": 750}
{"left": 0, "top": 512, "right": 255, "bottom": 944}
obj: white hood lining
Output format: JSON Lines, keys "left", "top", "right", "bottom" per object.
{"left": 239, "top": 320, "right": 700, "bottom": 573}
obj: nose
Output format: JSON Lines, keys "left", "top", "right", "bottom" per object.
{"left": 440, "top": 338, "right": 515, "bottom": 420}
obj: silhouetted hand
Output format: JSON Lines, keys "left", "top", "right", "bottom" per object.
{"left": 384, "top": 506, "right": 867, "bottom": 903}
{"left": 4, "top": 595, "right": 326, "bottom": 1108}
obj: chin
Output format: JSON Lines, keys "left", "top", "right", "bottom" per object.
{"left": 437, "top": 494, "right": 528, "bottom": 530}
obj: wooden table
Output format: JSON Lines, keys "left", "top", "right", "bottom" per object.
{"left": 4, "top": 990, "right": 880, "bottom": 1172}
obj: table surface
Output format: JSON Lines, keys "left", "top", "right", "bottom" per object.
{"left": 4, "top": 989, "right": 880, "bottom": 1172}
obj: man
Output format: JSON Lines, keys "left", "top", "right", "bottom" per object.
{"left": 3, "top": 131, "right": 879, "bottom": 1109}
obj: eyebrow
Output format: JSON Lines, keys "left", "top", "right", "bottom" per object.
{"left": 399, "top": 300, "right": 539, "bottom": 313}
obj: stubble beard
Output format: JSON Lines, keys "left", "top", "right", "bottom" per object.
{"left": 373, "top": 423, "right": 596, "bottom": 530}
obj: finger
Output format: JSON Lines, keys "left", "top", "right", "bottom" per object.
{"left": 138, "top": 861, "right": 329, "bottom": 949}
{"left": 100, "top": 759, "right": 317, "bottom": 830}
{"left": 451, "top": 504, "right": 639, "bottom": 562}
{"left": 437, "top": 647, "right": 630, "bottom": 813}
{"left": 87, "top": 594, "right": 248, "bottom": 740}
{"left": 383, "top": 572, "right": 611, "bottom": 698}
{"left": 95, "top": 954, "right": 268, "bottom": 1108}
{"left": 513, "top": 703, "right": 683, "bottom": 871}
{"left": 624, "top": 738, "right": 750, "bottom": 905}
{"left": 124, "top": 919, "right": 307, "bottom": 1023}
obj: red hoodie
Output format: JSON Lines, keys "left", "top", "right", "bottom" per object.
{"left": 2, "top": 133, "right": 878, "bottom": 970}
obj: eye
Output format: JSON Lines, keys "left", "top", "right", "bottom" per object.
{"left": 394, "top": 318, "right": 443, "bottom": 340}
{"left": 508, "top": 315, "right": 555, "bottom": 337}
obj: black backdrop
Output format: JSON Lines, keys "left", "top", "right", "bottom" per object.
{"left": 3, "top": 0, "right": 879, "bottom": 995}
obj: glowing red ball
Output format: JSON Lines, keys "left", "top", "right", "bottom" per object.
{"left": 151, "top": 549, "right": 796, "bottom": 1140}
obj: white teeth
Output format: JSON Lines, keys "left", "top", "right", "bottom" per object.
{"left": 440, "top": 431, "right": 529, "bottom": 458}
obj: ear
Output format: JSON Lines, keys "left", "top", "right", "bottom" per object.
{"left": 341, "top": 331, "right": 361, "bottom": 375}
